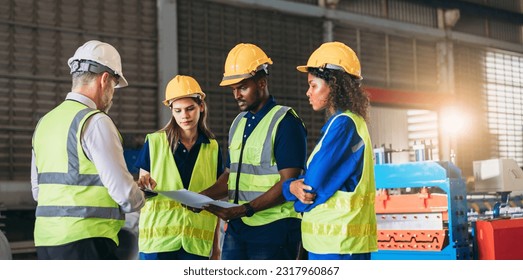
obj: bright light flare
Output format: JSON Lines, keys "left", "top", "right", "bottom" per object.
{"left": 439, "top": 106, "right": 470, "bottom": 137}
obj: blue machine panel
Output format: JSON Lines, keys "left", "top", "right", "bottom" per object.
{"left": 371, "top": 161, "right": 472, "bottom": 260}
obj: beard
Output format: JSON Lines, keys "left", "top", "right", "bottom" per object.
{"left": 102, "top": 100, "right": 113, "bottom": 114}
{"left": 101, "top": 87, "right": 114, "bottom": 114}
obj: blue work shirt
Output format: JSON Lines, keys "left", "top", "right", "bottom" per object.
{"left": 135, "top": 131, "right": 224, "bottom": 189}
{"left": 226, "top": 96, "right": 307, "bottom": 170}
{"left": 227, "top": 95, "right": 308, "bottom": 244}
{"left": 282, "top": 111, "right": 365, "bottom": 213}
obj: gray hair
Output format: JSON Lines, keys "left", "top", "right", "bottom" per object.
{"left": 71, "top": 72, "right": 101, "bottom": 89}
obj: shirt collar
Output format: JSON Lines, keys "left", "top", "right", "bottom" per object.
{"left": 196, "top": 130, "right": 211, "bottom": 144}
{"left": 66, "top": 92, "right": 97, "bottom": 109}
{"left": 177, "top": 129, "right": 211, "bottom": 147}
{"left": 244, "top": 95, "right": 276, "bottom": 120}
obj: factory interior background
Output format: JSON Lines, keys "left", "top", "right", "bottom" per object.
{"left": 1, "top": 0, "right": 523, "bottom": 260}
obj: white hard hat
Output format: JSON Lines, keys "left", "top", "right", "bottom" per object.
{"left": 68, "top": 40, "right": 128, "bottom": 88}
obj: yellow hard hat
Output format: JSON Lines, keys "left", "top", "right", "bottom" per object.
{"left": 297, "top": 41, "right": 362, "bottom": 79}
{"left": 220, "top": 43, "right": 273, "bottom": 86}
{"left": 163, "top": 75, "right": 206, "bottom": 106}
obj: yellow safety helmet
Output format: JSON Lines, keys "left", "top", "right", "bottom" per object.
{"left": 163, "top": 75, "right": 206, "bottom": 106}
{"left": 220, "top": 43, "right": 273, "bottom": 86}
{"left": 297, "top": 41, "right": 362, "bottom": 80}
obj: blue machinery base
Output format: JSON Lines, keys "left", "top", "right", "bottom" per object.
{"left": 371, "top": 161, "right": 472, "bottom": 260}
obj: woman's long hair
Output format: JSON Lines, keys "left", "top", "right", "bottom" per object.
{"left": 159, "top": 97, "right": 215, "bottom": 152}
{"left": 308, "top": 67, "right": 370, "bottom": 122}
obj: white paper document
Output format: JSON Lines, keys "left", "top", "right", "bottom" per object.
{"left": 158, "top": 189, "right": 237, "bottom": 209}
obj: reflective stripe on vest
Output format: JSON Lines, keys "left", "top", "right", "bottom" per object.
{"left": 37, "top": 107, "right": 103, "bottom": 187}
{"left": 302, "top": 111, "right": 378, "bottom": 254}
{"left": 228, "top": 106, "right": 301, "bottom": 226}
{"left": 32, "top": 101, "right": 124, "bottom": 246}
{"left": 138, "top": 132, "right": 218, "bottom": 256}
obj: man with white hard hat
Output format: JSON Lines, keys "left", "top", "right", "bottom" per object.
{"left": 30, "top": 40, "right": 153, "bottom": 259}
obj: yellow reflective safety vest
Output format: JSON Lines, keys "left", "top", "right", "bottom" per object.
{"left": 228, "top": 105, "right": 302, "bottom": 226}
{"left": 301, "top": 111, "right": 377, "bottom": 254}
{"left": 138, "top": 132, "right": 219, "bottom": 256}
{"left": 32, "top": 100, "right": 125, "bottom": 246}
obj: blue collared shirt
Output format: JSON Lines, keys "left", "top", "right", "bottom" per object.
{"left": 135, "top": 131, "right": 224, "bottom": 189}
{"left": 226, "top": 96, "right": 308, "bottom": 170}
{"left": 282, "top": 111, "right": 365, "bottom": 213}
{"left": 226, "top": 96, "right": 307, "bottom": 244}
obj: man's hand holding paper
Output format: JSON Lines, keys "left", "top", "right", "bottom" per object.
{"left": 158, "top": 189, "right": 237, "bottom": 209}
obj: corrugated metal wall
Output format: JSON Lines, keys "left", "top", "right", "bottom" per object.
{"left": 369, "top": 107, "right": 411, "bottom": 163}
{"left": 1, "top": 0, "right": 522, "bottom": 181}
{"left": 463, "top": 0, "right": 521, "bottom": 11}
{"left": 454, "top": 44, "right": 491, "bottom": 177}
{"left": 0, "top": 0, "right": 158, "bottom": 180}
{"left": 177, "top": 0, "right": 324, "bottom": 155}
{"left": 333, "top": 0, "right": 522, "bottom": 176}
{"left": 335, "top": 26, "right": 440, "bottom": 92}
{"left": 452, "top": 42, "right": 523, "bottom": 176}
{"left": 338, "top": 0, "right": 438, "bottom": 27}
{"left": 334, "top": 22, "right": 441, "bottom": 163}
{"left": 452, "top": 2, "right": 523, "bottom": 177}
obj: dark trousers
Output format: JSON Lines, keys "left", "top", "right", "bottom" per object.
{"left": 221, "top": 221, "right": 302, "bottom": 260}
{"left": 36, "top": 237, "right": 117, "bottom": 260}
{"left": 139, "top": 248, "right": 208, "bottom": 260}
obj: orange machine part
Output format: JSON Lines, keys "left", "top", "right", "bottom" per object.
{"left": 375, "top": 188, "right": 449, "bottom": 251}
{"left": 377, "top": 229, "right": 447, "bottom": 251}
{"left": 476, "top": 218, "right": 523, "bottom": 260}
{"left": 375, "top": 188, "right": 449, "bottom": 220}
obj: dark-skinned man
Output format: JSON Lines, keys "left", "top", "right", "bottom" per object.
{"left": 201, "top": 43, "right": 307, "bottom": 260}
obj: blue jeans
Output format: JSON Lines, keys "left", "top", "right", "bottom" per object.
{"left": 139, "top": 248, "right": 207, "bottom": 260}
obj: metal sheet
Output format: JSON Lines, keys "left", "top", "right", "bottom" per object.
{"left": 377, "top": 212, "right": 444, "bottom": 230}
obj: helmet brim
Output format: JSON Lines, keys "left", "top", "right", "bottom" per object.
{"left": 163, "top": 93, "right": 204, "bottom": 107}
{"left": 115, "top": 75, "right": 128, "bottom": 88}
{"left": 219, "top": 77, "right": 245, "bottom": 87}
{"left": 296, "top": 65, "right": 308, "bottom": 73}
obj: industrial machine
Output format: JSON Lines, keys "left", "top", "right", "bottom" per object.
{"left": 473, "top": 158, "right": 523, "bottom": 193}
{"left": 0, "top": 208, "right": 9, "bottom": 259}
{"left": 0, "top": 172, "right": 141, "bottom": 260}
{"left": 0, "top": 229, "right": 12, "bottom": 260}
{"left": 371, "top": 136, "right": 523, "bottom": 260}
{"left": 0, "top": 181, "right": 36, "bottom": 259}
{"left": 474, "top": 218, "right": 523, "bottom": 260}
{"left": 467, "top": 158, "right": 523, "bottom": 260}
{"left": 470, "top": 158, "right": 523, "bottom": 219}
{"left": 371, "top": 161, "right": 472, "bottom": 260}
